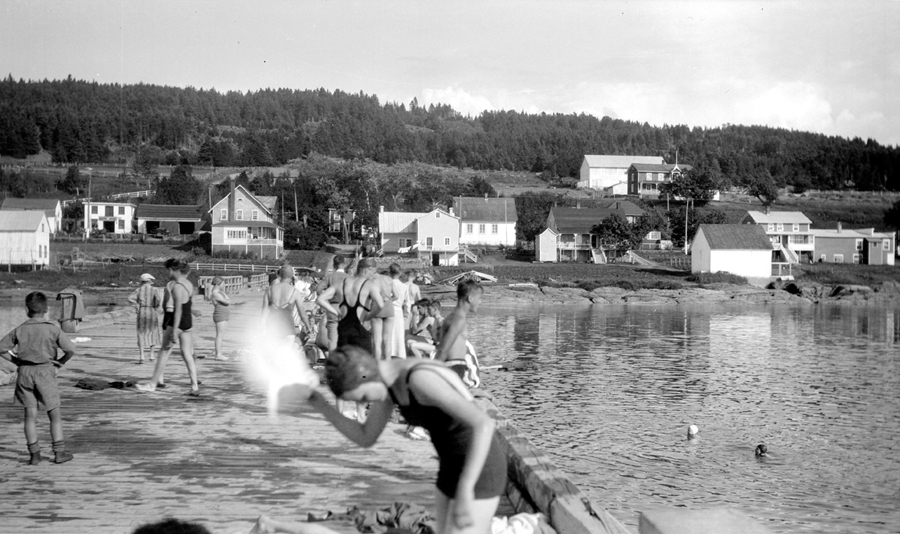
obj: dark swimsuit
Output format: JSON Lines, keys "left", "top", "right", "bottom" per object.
{"left": 388, "top": 363, "right": 507, "bottom": 499}
{"left": 162, "top": 280, "right": 193, "bottom": 331}
{"left": 336, "top": 278, "right": 373, "bottom": 354}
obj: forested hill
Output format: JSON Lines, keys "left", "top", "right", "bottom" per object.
{"left": 1, "top": 76, "right": 898, "bottom": 191}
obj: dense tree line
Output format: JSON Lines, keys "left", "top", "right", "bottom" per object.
{"left": 2, "top": 76, "right": 899, "bottom": 192}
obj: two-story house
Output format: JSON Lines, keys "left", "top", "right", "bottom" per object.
{"left": 0, "top": 210, "right": 51, "bottom": 267}
{"left": 810, "top": 223, "right": 895, "bottom": 265}
{"left": 0, "top": 198, "right": 63, "bottom": 234}
{"left": 378, "top": 206, "right": 460, "bottom": 266}
{"left": 577, "top": 155, "right": 664, "bottom": 190}
{"left": 627, "top": 163, "right": 694, "bottom": 198}
{"left": 542, "top": 201, "right": 647, "bottom": 263}
{"left": 83, "top": 201, "right": 136, "bottom": 234}
{"left": 209, "top": 183, "right": 283, "bottom": 259}
{"left": 741, "top": 210, "right": 814, "bottom": 264}
{"left": 453, "top": 196, "right": 517, "bottom": 247}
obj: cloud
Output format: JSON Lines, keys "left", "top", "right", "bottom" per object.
{"left": 419, "top": 87, "right": 494, "bottom": 116}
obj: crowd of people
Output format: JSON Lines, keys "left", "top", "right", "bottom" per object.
{"left": 1, "top": 253, "right": 502, "bottom": 534}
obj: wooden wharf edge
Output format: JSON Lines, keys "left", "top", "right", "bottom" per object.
{"left": 474, "top": 397, "right": 633, "bottom": 534}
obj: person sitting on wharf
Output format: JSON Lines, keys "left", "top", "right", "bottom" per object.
{"left": 291, "top": 345, "right": 506, "bottom": 534}
{"left": 435, "top": 281, "right": 482, "bottom": 388}
{"left": 136, "top": 259, "right": 201, "bottom": 396}
{"left": 407, "top": 300, "right": 444, "bottom": 358}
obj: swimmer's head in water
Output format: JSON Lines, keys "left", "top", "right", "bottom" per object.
{"left": 687, "top": 425, "right": 699, "bottom": 439}
{"left": 325, "top": 345, "right": 383, "bottom": 398}
{"left": 755, "top": 444, "right": 768, "bottom": 457}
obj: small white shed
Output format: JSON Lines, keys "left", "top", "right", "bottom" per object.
{"left": 691, "top": 224, "right": 772, "bottom": 279}
{"left": 0, "top": 210, "right": 51, "bottom": 268}
{"left": 536, "top": 228, "right": 559, "bottom": 262}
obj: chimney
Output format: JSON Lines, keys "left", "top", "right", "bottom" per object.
{"left": 449, "top": 207, "right": 454, "bottom": 216}
{"left": 228, "top": 178, "right": 236, "bottom": 221}
{"left": 837, "top": 221, "right": 842, "bottom": 233}
{"left": 379, "top": 205, "right": 384, "bottom": 213}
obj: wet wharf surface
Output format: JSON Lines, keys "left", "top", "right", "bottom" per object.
{"left": 0, "top": 292, "right": 482, "bottom": 534}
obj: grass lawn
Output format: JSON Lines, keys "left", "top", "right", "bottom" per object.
{"left": 794, "top": 262, "right": 900, "bottom": 286}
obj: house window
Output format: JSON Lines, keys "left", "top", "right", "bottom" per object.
{"left": 426, "top": 237, "right": 433, "bottom": 248}
{"left": 236, "top": 210, "right": 243, "bottom": 221}
{"left": 251, "top": 210, "right": 259, "bottom": 221}
{"left": 227, "top": 230, "right": 247, "bottom": 239}
{"left": 852, "top": 254, "right": 860, "bottom": 264}
{"left": 117, "top": 219, "right": 124, "bottom": 230}
{"left": 820, "top": 254, "right": 826, "bottom": 262}
{"left": 834, "top": 254, "right": 844, "bottom": 263}
{"left": 856, "top": 239, "right": 863, "bottom": 251}
{"left": 220, "top": 209, "right": 227, "bottom": 220}
{"left": 479, "top": 224, "right": 485, "bottom": 234}
{"left": 118, "top": 206, "right": 125, "bottom": 215}
{"left": 404, "top": 238, "right": 413, "bottom": 248}
{"left": 91, "top": 206, "right": 98, "bottom": 214}
{"left": 492, "top": 224, "right": 498, "bottom": 234}
{"left": 767, "top": 223, "right": 774, "bottom": 232}
{"left": 435, "top": 212, "right": 441, "bottom": 218}
{"left": 105, "top": 206, "right": 114, "bottom": 217}
{"left": 41, "top": 223, "right": 44, "bottom": 232}
{"left": 467, "top": 224, "right": 473, "bottom": 234}
{"left": 776, "top": 223, "right": 784, "bottom": 232}
{"left": 884, "top": 240, "right": 891, "bottom": 251}
{"left": 792, "top": 223, "right": 799, "bottom": 232}
{"left": 444, "top": 237, "right": 451, "bottom": 246}
{"left": 647, "top": 231, "right": 661, "bottom": 240}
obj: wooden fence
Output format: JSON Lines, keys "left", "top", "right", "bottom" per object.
{"left": 189, "top": 262, "right": 280, "bottom": 273}
{"left": 197, "top": 275, "right": 245, "bottom": 295}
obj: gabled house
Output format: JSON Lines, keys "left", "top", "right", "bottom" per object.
{"left": 810, "top": 223, "right": 895, "bottom": 266}
{"left": 578, "top": 155, "right": 664, "bottom": 190}
{"left": 453, "top": 197, "right": 518, "bottom": 247}
{"left": 83, "top": 201, "right": 136, "bottom": 234}
{"left": 690, "top": 224, "right": 773, "bottom": 279}
{"left": 378, "top": 206, "right": 460, "bottom": 266}
{"left": 136, "top": 204, "right": 205, "bottom": 235}
{"left": 0, "top": 198, "right": 63, "bottom": 234}
{"left": 627, "top": 163, "right": 694, "bottom": 198}
{"left": 209, "top": 183, "right": 283, "bottom": 259}
{"left": 0, "top": 210, "right": 51, "bottom": 268}
{"left": 740, "top": 211, "right": 813, "bottom": 264}
{"left": 544, "top": 201, "right": 647, "bottom": 263}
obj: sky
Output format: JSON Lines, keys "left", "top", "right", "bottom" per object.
{"left": 2, "top": 0, "right": 899, "bottom": 145}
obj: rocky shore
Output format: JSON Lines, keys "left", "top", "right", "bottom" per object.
{"left": 426, "top": 280, "right": 900, "bottom": 307}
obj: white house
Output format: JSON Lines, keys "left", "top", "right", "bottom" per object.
{"left": 578, "top": 155, "right": 664, "bottom": 190}
{"left": 454, "top": 197, "right": 517, "bottom": 247}
{"left": 691, "top": 224, "right": 773, "bottom": 279}
{"left": 0, "top": 210, "right": 51, "bottom": 268}
{"left": 740, "top": 210, "right": 814, "bottom": 264}
{"left": 378, "top": 207, "right": 460, "bottom": 266}
{"left": 0, "top": 198, "right": 63, "bottom": 234}
{"left": 83, "top": 201, "right": 136, "bottom": 234}
{"left": 209, "top": 183, "right": 283, "bottom": 260}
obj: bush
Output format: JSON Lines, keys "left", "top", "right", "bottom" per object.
{"left": 685, "top": 272, "right": 748, "bottom": 285}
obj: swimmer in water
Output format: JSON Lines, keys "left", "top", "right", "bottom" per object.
{"left": 687, "top": 425, "right": 699, "bottom": 440}
{"left": 755, "top": 444, "right": 768, "bottom": 457}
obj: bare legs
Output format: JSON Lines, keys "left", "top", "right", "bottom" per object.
{"left": 433, "top": 490, "right": 500, "bottom": 534}
{"left": 138, "top": 340, "right": 157, "bottom": 364}
{"left": 214, "top": 320, "right": 228, "bottom": 360}
{"left": 138, "top": 327, "right": 198, "bottom": 393}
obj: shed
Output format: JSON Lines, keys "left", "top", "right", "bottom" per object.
{"left": 0, "top": 198, "right": 63, "bottom": 234}
{"left": 536, "top": 228, "right": 559, "bottom": 262}
{"left": 136, "top": 204, "right": 205, "bottom": 235}
{"left": 0, "top": 210, "right": 51, "bottom": 268}
{"left": 690, "top": 224, "right": 772, "bottom": 279}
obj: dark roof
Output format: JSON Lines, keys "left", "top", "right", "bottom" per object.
{"left": 1, "top": 198, "right": 60, "bottom": 218}
{"left": 630, "top": 163, "right": 693, "bottom": 173}
{"left": 549, "top": 205, "right": 645, "bottom": 234}
{"left": 452, "top": 197, "right": 518, "bottom": 223}
{"left": 212, "top": 221, "right": 280, "bottom": 229}
{"left": 137, "top": 204, "right": 204, "bottom": 221}
{"left": 596, "top": 199, "right": 645, "bottom": 217}
{"left": 695, "top": 224, "right": 772, "bottom": 250}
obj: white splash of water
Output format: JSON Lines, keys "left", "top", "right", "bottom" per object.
{"left": 241, "top": 331, "right": 319, "bottom": 417}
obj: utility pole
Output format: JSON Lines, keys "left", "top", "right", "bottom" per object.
{"left": 683, "top": 198, "right": 691, "bottom": 255}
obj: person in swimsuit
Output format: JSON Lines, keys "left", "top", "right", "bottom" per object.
{"left": 136, "top": 258, "right": 201, "bottom": 396}
{"left": 368, "top": 266, "right": 395, "bottom": 360}
{"left": 262, "top": 264, "right": 312, "bottom": 342}
{"left": 208, "top": 277, "right": 231, "bottom": 361}
{"left": 293, "top": 346, "right": 506, "bottom": 534}
{"left": 436, "top": 281, "right": 482, "bottom": 387}
{"left": 314, "top": 255, "right": 349, "bottom": 354}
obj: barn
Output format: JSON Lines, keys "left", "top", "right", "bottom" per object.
{"left": 0, "top": 210, "right": 51, "bottom": 268}
{"left": 136, "top": 204, "right": 205, "bottom": 235}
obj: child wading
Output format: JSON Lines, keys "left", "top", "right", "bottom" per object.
{"left": 0, "top": 292, "right": 76, "bottom": 464}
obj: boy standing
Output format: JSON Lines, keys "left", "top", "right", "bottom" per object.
{"left": 0, "top": 292, "right": 76, "bottom": 464}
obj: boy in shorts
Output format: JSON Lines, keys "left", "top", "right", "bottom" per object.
{"left": 0, "top": 292, "right": 76, "bottom": 465}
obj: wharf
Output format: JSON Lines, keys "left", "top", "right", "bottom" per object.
{"left": 0, "top": 292, "right": 475, "bottom": 534}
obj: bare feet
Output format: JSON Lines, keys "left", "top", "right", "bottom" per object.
{"left": 134, "top": 382, "right": 157, "bottom": 392}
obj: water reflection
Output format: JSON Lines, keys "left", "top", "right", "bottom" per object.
{"left": 474, "top": 303, "right": 900, "bottom": 534}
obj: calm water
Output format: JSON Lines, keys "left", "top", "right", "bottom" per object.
{"left": 473, "top": 303, "right": 900, "bottom": 534}
{"left": 0, "top": 294, "right": 120, "bottom": 335}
